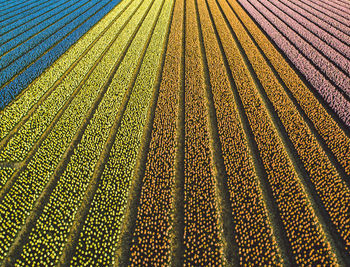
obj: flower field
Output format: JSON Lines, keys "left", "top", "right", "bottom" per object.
{"left": 0, "top": 0, "right": 349, "bottom": 265}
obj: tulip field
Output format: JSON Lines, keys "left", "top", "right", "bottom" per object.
{"left": 0, "top": 0, "right": 349, "bottom": 266}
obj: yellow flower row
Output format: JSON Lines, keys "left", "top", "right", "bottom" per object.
{"left": 0, "top": 0, "right": 131, "bottom": 141}
{"left": 70, "top": 0, "right": 174, "bottom": 265}
{"left": 0, "top": 0, "right": 140, "bottom": 163}
{"left": 0, "top": 0, "right": 143, "bottom": 261}
{"left": 12, "top": 0, "right": 157, "bottom": 265}
{"left": 0, "top": 167, "right": 14, "bottom": 189}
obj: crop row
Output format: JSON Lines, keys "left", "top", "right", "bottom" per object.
{"left": 316, "top": 0, "right": 350, "bottom": 10}
{"left": 216, "top": 0, "right": 337, "bottom": 264}
{"left": 323, "top": 0, "right": 350, "bottom": 11}
{"left": 0, "top": 0, "right": 23, "bottom": 11}
{"left": 264, "top": 0, "right": 350, "bottom": 73}
{"left": 267, "top": 0, "right": 350, "bottom": 60}
{"left": 0, "top": 0, "right": 31, "bottom": 14}
{"left": 11, "top": 0, "right": 156, "bottom": 264}
{"left": 247, "top": 0, "right": 350, "bottom": 98}
{"left": 0, "top": 0, "right": 27, "bottom": 14}
{"left": 0, "top": 0, "right": 139, "bottom": 163}
{"left": 231, "top": 0, "right": 350, "bottom": 253}
{"left": 183, "top": 0, "right": 224, "bottom": 265}
{"left": 0, "top": 0, "right": 90, "bottom": 61}
{"left": 0, "top": 0, "right": 58, "bottom": 34}
{"left": 0, "top": 0, "right": 143, "bottom": 259}
{"left": 128, "top": 0, "right": 183, "bottom": 265}
{"left": 305, "top": 0, "right": 349, "bottom": 20}
{"left": 0, "top": 0, "right": 49, "bottom": 23}
{"left": 0, "top": 0, "right": 121, "bottom": 110}
{"left": 0, "top": 0, "right": 65, "bottom": 36}
{"left": 0, "top": 167, "right": 14, "bottom": 189}
{"left": 277, "top": 0, "right": 350, "bottom": 46}
{"left": 198, "top": 0, "right": 282, "bottom": 264}
{"left": 0, "top": 0, "right": 75, "bottom": 50}
{"left": 0, "top": 0, "right": 130, "bottom": 141}
{"left": 0, "top": 0, "right": 106, "bottom": 87}
{"left": 291, "top": 0, "right": 350, "bottom": 37}
{"left": 299, "top": 0, "right": 349, "bottom": 26}
{"left": 236, "top": 0, "right": 350, "bottom": 128}
{"left": 235, "top": 0, "right": 350, "bottom": 177}
{"left": 69, "top": 0, "right": 173, "bottom": 265}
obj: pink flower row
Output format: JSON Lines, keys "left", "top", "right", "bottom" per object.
{"left": 237, "top": 0, "right": 350, "bottom": 127}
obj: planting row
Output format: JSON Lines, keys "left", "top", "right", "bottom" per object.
{"left": 0, "top": 0, "right": 77, "bottom": 54}
{"left": 128, "top": 0, "right": 184, "bottom": 264}
{"left": 0, "top": 0, "right": 62, "bottom": 36}
{"left": 236, "top": 0, "right": 350, "bottom": 128}
{"left": 216, "top": 0, "right": 337, "bottom": 264}
{"left": 182, "top": 0, "right": 224, "bottom": 264}
{"left": 0, "top": 0, "right": 50, "bottom": 23}
{"left": 233, "top": 0, "right": 350, "bottom": 177}
{"left": 0, "top": 0, "right": 144, "bottom": 260}
{"left": 69, "top": 0, "right": 173, "bottom": 264}
{"left": 0, "top": 0, "right": 122, "bottom": 109}
{"left": 264, "top": 0, "right": 350, "bottom": 72}
{"left": 277, "top": 0, "right": 350, "bottom": 46}
{"left": 266, "top": 0, "right": 350, "bottom": 60}
{"left": 301, "top": 0, "right": 349, "bottom": 23}
{"left": 232, "top": 0, "right": 350, "bottom": 253}
{"left": 0, "top": 0, "right": 108, "bottom": 86}
{"left": 245, "top": 0, "right": 350, "bottom": 98}
{"left": 290, "top": 0, "right": 350, "bottom": 37}
{"left": 199, "top": 0, "right": 282, "bottom": 264}
{"left": 0, "top": 0, "right": 139, "bottom": 163}
{"left": 0, "top": 167, "right": 14, "bottom": 189}
{"left": 0, "top": 0, "right": 131, "bottom": 141}
{"left": 12, "top": 0, "right": 158, "bottom": 264}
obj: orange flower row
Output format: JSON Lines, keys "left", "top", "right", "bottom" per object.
{"left": 231, "top": 0, "right": 350, "bottom": 253}
{"left": 182, "top": 0, "right": 223, "bottom": 264}
{"left": 197, "top": 0, "right": 282, "bottom": 265}
{"left": 213, "top": 0, "right": 337, "bottom": 264}
{"left": 234, "top": 0, "right": 350, "bottom": 176}
{"left": 129, "top": 0, "right": 184, "bottom": 265}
